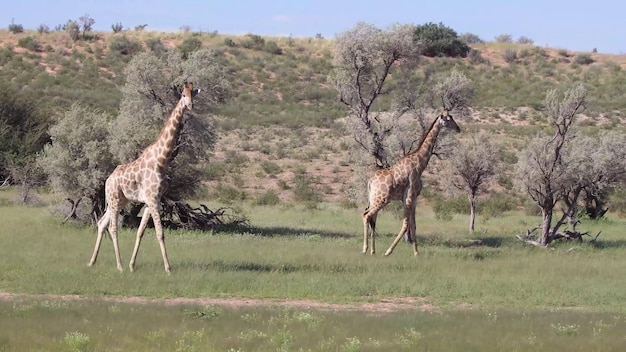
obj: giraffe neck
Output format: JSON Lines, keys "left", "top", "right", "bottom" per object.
{"left": 405, "top": 119, "right": 442, "bottom": 175}
{"left": 152, "top": 98, "right": 187, "bottom": 170}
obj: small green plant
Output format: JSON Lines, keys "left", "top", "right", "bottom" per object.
{"left": 184, "top": 305, "right": 221, "bottom": 319}
{"left": 64, "top": 331, "right": 90, "bottom": 352}
{"left": 551, "top": 323, "right": 580, "bottom": 336}
{"left": 341, "top": 336, "right": 362, "bottom": 352}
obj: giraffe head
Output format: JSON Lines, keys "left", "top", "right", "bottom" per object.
{"left": 438, "top": 109, "right": 461, "bottom": 133}
{"left": 181, "top": 82, "right": 201, "bottom": 110}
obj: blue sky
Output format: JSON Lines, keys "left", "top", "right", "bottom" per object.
{"left": 4, "top": 0, "right": 625, "bottom": 54}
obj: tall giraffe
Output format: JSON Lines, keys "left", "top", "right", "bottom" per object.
{"left": 362, "top": 109, "right": 460, "bottom": 256}
{"left": 88, "top": 82, "right": 200, "bottom": 273}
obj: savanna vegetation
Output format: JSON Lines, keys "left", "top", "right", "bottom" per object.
{"left": 2, "top": 15, "right": 626, "bottom": 351}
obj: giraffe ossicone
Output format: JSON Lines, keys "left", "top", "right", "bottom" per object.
{"left": 362, "top": 109, "right": 460, "bottom": 257}
{"left": 88, "top": 82, "right": 199, "bottom": 273}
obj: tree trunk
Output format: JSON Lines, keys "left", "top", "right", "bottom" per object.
{"left": 539, "top": 207, "right": 553, "bottom": 246}
{"left": 468, "top": 193, "right": 476, "bottom": 232}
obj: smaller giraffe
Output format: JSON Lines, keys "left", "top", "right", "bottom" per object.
{"left": 362, "top": 109, "right": 460, "bottom": 256}
{"left": 88, "top": 82, "right": 200, "bottom": 273}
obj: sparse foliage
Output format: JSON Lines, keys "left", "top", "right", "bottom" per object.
{"left": 37, "top": 24, "right": 50, "bottom": 34}
{"left": 78, "top": 14, "right": 95, "bottom": 38}
{"left": 495, "top": 34, "right": 513, "bottom": 43}
{"left": 443, "top": 131, "right": 499, "bottom": 231}
{"left": 459, "top": 33, "right": 484, "bottom": 44}
{"left": 329, "top": 22, "right": 422, "bottom": 169}
{"left": 8, "top": 19, "right": 23, "bottom": 34}
{"left": 111, "top": 22, "right": 123, "bottom": 33}
{"left": 517, "top": 36, "right": 534, "bottom": 45}
{"left": 64, "top": 20, "right": 80, "bottom": 41}
{"left": 515, "top": 83, "right": 626, "bottom": 245}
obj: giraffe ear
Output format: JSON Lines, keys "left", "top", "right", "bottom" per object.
{"left": 192, "top": 88, "right": 200, "bottom": 97}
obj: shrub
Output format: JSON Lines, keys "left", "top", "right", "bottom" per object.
{"left": 64, "top": 20, "right": 80, "bottom": 41}
{"left": 414, "top": 22, "right": 470, "bottom": 58}
{"left": 502, "top": 48, "right": 517, "bottom": 63}
{"left": 459, "top": 32, "right": 484, "bottom": 44}
{"left": 146, "top": 37, "right": 165, "bottom": 54}
{"left": 468, "top": 49, "right": 487, "bottom": 64}
{"left": 109, "top": 35, "right": 142, "bottom": 55}
{"left": 177, "top": 37, "right": 202, "bottom": 59}
{"left": 214, "top": 183, "right": 247, "bottom": 204}
{"left": 263, "top": 40, "right": 283, "bottom": 55}
{"left": 573, "top": 54, "right": 594, "bottom": 65}
{"left": 516, "top": 36, "right": 534, "bottom": 45}
{"left": 37, "top": 24, "right": 50, "bottom": 34}
{"left": 478, "top": 193, "right": 517, "bottom": 220}
{"left": 111, "top": 22, "right": 123, "bottom": 33}
{"left": 223, "top": 38, "right": 236, "bottom": 47}
{"left": 17, "top": 36, "right": 40, "bottom": 52}
{"left": 495, "top": 34, "right": 512, "bottom": 43}
{"left": 255, "top": 189, "right": 280, "bottom": 206}
{"left": 293, "top": 174, "right": 321, "bottom": 203}
{"left": 8, "top": 21, "right": 24, "bottom": 34}
{"left": 261, "top": 161, "right": 282, "bottom": 175}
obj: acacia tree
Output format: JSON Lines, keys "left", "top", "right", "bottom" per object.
{"left": 516, "top": 83, "right": 626, "bottom": 245}
{"left": 443, "top": 131, "right": 499, "bottom": 231}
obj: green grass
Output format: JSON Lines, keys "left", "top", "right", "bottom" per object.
{"left": 2, "top": 189, "right": 626, "bottom": 311}
{"left": 1, "top": 298, "right": 625, "bottom": 351}
{"left": 3, "top": 189, "right": 626, "bottom": 350}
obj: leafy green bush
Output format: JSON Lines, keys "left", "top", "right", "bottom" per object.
{"left": 413, "top": 22, "right": 470, "bottom": 57}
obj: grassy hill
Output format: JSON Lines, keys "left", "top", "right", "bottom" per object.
{"left": 2, "top": 28, "right": 626, "bottom": 205}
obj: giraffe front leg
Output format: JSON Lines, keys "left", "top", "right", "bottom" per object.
{"left": 384, "top": 217, "right": 409, "bottom": 256}
{"left": 107, "top": 207, "right": 124, "bottom": 272}
{"left": 88, "top": 209, "right": 110, "bottom": 267}
{"left": 129, "top": 207, "right": 151, "bottom": 272}
{"left": 362, "top": 213, "right": 369, "bottom": 254}
{"left": 151, "top": 206, "right": 171, "bottom": 273}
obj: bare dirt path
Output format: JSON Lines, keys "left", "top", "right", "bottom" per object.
{"left": 0, "top": 292, "right": 438, "bottom": 313}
